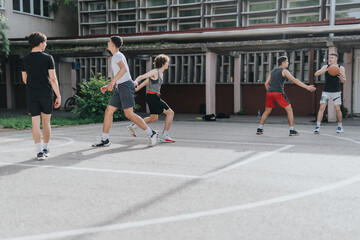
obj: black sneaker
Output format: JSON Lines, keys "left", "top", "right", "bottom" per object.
{"left": 92, "top": 139, "right": 111, "bottom": 147}
{"left": 36, "top": 152, "right": 45, "bottom": 161}
{"left": 43, "top": 149, "right": 51, "bottom": 157}
{"left": 256, "top": 128, "right": 263, "bottom": 135}
{"left": 289, "top": 130, "right": 299, "bottom": 136}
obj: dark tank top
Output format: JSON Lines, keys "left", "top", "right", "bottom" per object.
{"left": 268, "top": 68, "right": 287, "bottom": 93}
{"left": 324, "top": 64, "right": 341, "bottom": 92}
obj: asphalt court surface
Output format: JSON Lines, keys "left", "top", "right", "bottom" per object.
{"left": 1, "top": 120, "right": 360, "bottom": 240}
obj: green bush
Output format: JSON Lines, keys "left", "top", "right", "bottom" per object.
{"left": 73, "top": 74, "right": 125, "bottom": 122}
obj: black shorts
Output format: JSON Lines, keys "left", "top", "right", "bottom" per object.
{"left": 27, "top": 98, "right": 53, "bottom": 116}
{"left": 146, "top": 93, "right": 169, "bottom": 114}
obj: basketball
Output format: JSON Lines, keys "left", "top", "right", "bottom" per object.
{"left": 328, "top": 65, "right": 340, "bottom": 76}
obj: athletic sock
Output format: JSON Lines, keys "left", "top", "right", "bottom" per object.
{"left": 163, "top": 131, "right": 169, "bottom": 136}
{"left": 43, "top": 142, "right": 49, "bottom": 150}
{"left": 101, "top": 133, "right": 109, "bottom": 141}
{"left": 289, "top": 126, "right": 294, "bottom": 131}
{"left": 35, "top": 143, "right": 42, "bottom": 153}
{"left": 317, "top": 121, "right": 321, "bottom": 128}
{"left": 145, "top": 127, "right": 153, "bottom": 136}
{"left": 258, "top": 125, "right": 263, "bottom": 129}
{"left": 338, "top": 122, "right": 343, "bottom": 128}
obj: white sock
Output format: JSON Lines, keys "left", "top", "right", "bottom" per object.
{"left": 317, "top": 121, "right": 321, "bottom": 127}
{"left": 258, "top": 125, "right": 263, "bottom": 129}
{"left": 132, "top": 123, "right": 138, "bottom": 130}
{"left": 35, "top": 143, "right": 42, "bottom": 153}
{"left": 145, "top": 127, "right": 153, "bottom": 136}
{"left": 163, "top": 131, "right": 169, "bottom": 136}
{"left": 289, "top": 126, "right": 294, "bottom": 131}
{"left": 101, "top": 133, "right": 109, "bottom": 141}
{"left": 43, "top": 142, "right": 49, "bottom": 150}
{"left": 338, "top": 122, "right": 343, "bottom": 128}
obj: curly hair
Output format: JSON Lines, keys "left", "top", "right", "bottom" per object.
{"left": 153, "top": 54, "right": 170, "bottom": 68}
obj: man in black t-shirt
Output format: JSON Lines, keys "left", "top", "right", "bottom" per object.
{"left": 314, "top": 53, "right": 346, "bottom": 134}
{"left": 21, "top": 32, "right": 61, "bottom": 161}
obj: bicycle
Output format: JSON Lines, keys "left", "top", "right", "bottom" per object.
{"left": 64, "top": 87, "right": 78, "bottom": 112}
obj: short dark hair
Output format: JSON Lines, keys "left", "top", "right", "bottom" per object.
{"left": 330, "top": 52, "right": 339, "bottom": 58}
{"left": 277, "top": 56, "right": 288, "bottom": 66}
{"left": 110, "top": 36, "right": 123, "bottom": 48}
{"left": 28, "top": 32, "right": 47, "bottom": 48}
{"left": 153, "top": 54, "right": 170, "bottom": 68}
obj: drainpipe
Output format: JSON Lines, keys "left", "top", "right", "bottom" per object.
{"left": 329, "top": 0, "right": 336, "bottom": 37}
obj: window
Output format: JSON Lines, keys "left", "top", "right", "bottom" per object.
{"left": 13, "top": 0, "right": 51, "bottom": 17}
{"left": 179, "top": 8, "right": 200, "bottom": 17}
{"left": 249, "top": 16, "right": 276, "bottom": 25}
{"left": 0, "top": 0, "right": 5, "bottom": 9}
{"left": 90, "top": 14, "right": 106, "bottom": 23}
{"left": 287, "top": 11, "right": 319, "bottom": 23}
{"left": 118, "top": 13, "right": 136, "bottom": 21}
{"left": 213, "top": 6, "right": 237, "bottom": 15}
{"left": 248, "top": 0, "right": 276, "bottom": 11}
{"left": 212, "top": 21, "right": 236, "bottom": 27}
{"left": 335, "top": 5, "right": 360, "bottom": 19}
{"left": 287, "top": 0, "right": 320, "bottom": 8}
{"left": 90, "top": 28, "right": 107, "bottom": 35}
{"left": 179, "top": 0, "right": 200, "bottom": 3}
{"left": 148, "top": 11, "right": 167, "bottom": 19}
{"left": 147, "top": 0, "right": 167, "bottom": 7}
{"left": 118, "top": 0, "right": 135, "bottom": 9}
{"left": 118, "top": 27, "right": 136, "bottom": 34}
{"left": 329, "top": 0, "right": 360, "bottom": 3}
{"left": 148, "top": 24, "right": 167, "bottom": 31}
{"left": 179, "top": 22, "right": 200, "bottom": 30}
{"left": 89, "top": 2, "right": 106, "bottom": 11}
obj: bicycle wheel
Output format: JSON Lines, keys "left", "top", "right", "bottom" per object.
{"left": 64, "top": 97, "right": 76, "bottom": 112}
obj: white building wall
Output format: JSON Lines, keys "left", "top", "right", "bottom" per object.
{"left": 1, "top": 0, "right": 77, "bottom": 38}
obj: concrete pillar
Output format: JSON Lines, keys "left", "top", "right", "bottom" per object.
{"left": 327, "top": 46, "right": 338, "bottom": 122}
{"left": 343, "top": 51, "right": 352, "bottom": 116}
{"left": 234, "top": 56, "right": 242, "bottom": 113}
{"left": 59, "top": 62, "right": 73, "bottom": 108}
{"left": 145, "top": 58, "right": 152, "bottom": 114}
{"left": 205, "top": 51, "right": 216, "bottom": 115}
{"left": 5, "top": 62, "right": 12, "bottom": 109}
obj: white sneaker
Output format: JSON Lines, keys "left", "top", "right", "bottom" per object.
{"left": 314, "top": 127, "right": 320, "bottom": 134}
{"left": 148, "top": 130, "right": 158, "bottom": 146}
{"left": 127, "top": 124, "right": 137, "bottom": 137}
{"left": 160, "top": 135, "right": 175, "bottom": 143}
{"left": 336, "top": 127, "right": 344, "bottom": 133}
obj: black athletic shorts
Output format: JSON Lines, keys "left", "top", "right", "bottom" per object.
{"left": 146, "top": 93, "right": 169, "bottom": 114}
{"left": 27, "top": 97, "right": 53, "bottom": 116}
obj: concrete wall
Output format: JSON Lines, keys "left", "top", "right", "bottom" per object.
{"left": 1, "top": 1, "right": 77, "bottom": 38}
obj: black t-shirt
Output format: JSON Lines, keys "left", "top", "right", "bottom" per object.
{"left": 21, "top": 52, "right": 55, "bottom": 100}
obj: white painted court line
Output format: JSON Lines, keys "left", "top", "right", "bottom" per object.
{"left": 0, "top": 136, "right": 75, "bottom": 153}
{"left": 5, "top": 172, "right": 360, "bottom": 240}
{"left": 0, "top": 162, "right": 201, "bottom": 179}
{"left": 201, "top": 145, "right": 294, "bottom": 179}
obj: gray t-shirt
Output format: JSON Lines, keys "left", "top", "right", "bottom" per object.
{"left": 148, "top": 69, "right": 163, "bottom": 94}
{"left": 268, "top": 67, "right": 287, "bottom": 93}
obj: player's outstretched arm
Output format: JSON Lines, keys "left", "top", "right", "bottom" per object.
{"left": 314, "top": 65, "right": 328, "bottom": 76}
{"left": 136, "top": 79, "right": 149, "bottom": 92}
{"left": 283, "top": 70, "right": 316, "bottom": 92}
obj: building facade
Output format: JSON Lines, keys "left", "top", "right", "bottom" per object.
{"left": 3, "top": 0, "right": 360, "bottom": 119}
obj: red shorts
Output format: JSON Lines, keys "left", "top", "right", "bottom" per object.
{"left": 265, "top": 92, "right": 290, "bottom": 108}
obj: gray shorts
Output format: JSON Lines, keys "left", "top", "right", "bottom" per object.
{"left": 320, "top": 91, "right": 342, "bottom": 105}
{"left": 109, "top": 80, "right": 135, "bottom": 110}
